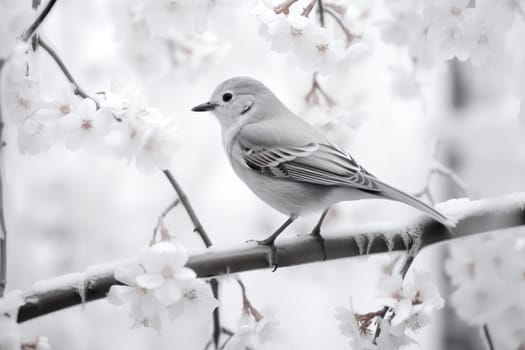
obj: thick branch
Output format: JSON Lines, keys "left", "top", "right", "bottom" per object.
{"left": 16, "top": 193, "right": 525, "bottom": 323}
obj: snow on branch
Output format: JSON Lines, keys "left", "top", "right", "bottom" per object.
{"left": 16, "top": 193, "right": 525, "bottom": 323}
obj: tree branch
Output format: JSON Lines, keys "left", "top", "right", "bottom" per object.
{"left": 162, "top": 170, "right": 212, "bottom": 248}
{"left": 36, "top": 37, "right": 95, "bottom": 102}
{"left": 15, "top": 193, "right": 525, "bottom": 323}
{"left": 21, "top": 0, "right": 58, "bottom": 42}
{"left": 0, "top": 59, "right": 7, "bottom": 297}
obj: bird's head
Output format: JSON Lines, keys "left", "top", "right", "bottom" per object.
{"left": 191, "top": 76, "right": 287, "bottom": 130}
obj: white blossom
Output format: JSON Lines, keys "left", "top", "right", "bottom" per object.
{"left": 0, "top": 3, "right": 35, "bottom": 58}
{"left": 375, "top": 319, "right": 416, "bottom": 350}
{"left": 106, "top": 106, "right": 179, "bottom": 172}
{"left": 424, "top": 0, "right": 470, "bottom": 61}
{"left": 2, "top": 42, "right": 42, "bottom": 124}
{"left": 334, "top": 299, "right": 375, "bottom": 350}
{"left": 253, "top": 4, "right": 352, "bottom": 74}
{"left": 445, "top": 234, "right": 523, "bottom": 326}
{"left": 225, "top": 307, "right": 286, "bottom": 350}
{"left": 0, "top": 290, "right": 24, "bottom": 350}
{"left": 35, "top": 336, "right": 52, "bottom": 350}
{"left": 59, "top": 98, "right": 112, "bottom": 152}
{"left": 462, "top": 2, "right": 511, "bottom": 67}
{"left": 0, "top": 315, "right": 20, "bottom": 350}
{"left": 18, "top": 114, "right": 57, "bottom": 155}
{"left": 135, "top": 241, "right": 196, "bottom": 306}
{"left": 167, "top": 279, "right": 219, "bottom": 321}
{"left": 377, "top": 271, "right": 443, "bottom": 335}
{"left": 107, "top": 241, "right": 217, "bottom": 331}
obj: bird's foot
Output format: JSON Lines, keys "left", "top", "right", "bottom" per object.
{"left": 255, "top": 238, "right": 279, "bottom": 272}
{"left": 310, "top": 228, "right": 328, "bottom": 261}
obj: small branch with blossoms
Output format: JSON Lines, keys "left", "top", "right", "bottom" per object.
{"left": 13, "top": 192, "right": 525, "bottom": 325}
{"left": 414, "top": 141, "right": 468, "bottom": 205}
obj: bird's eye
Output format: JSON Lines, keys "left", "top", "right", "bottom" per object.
{"left": 222, "top": 92, "right": 233, "bottom": 102}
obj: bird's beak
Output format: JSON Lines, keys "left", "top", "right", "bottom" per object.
{"left": 191, "top": 102, "right": 218, "bottom": 112}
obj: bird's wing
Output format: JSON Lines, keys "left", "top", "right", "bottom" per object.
{"left": 237, "top": 120, "right": 381, "bottom": 192}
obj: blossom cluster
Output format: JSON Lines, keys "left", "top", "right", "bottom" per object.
{"left": 225, "top": 303, "right": 286, "bottom": 349}
{"left": 252, "top": 1, "right": 370, "bottom": 75}
{"left": 379, "top": 0, "right": 515, "bottom": 68}
{"left": 107, "top": 241, "right": 218, "bottom": 331}
{"left": 335, "top": 270, "right": 444, "bottom": 349}
{"left": 109, "top": 0, "right": 232, "bottom": 78}
{"left": 445, "top": 232, "right": 525, "bottom": 349}
{"left": 3, "top": 42, "right": 179, "bottom": 173}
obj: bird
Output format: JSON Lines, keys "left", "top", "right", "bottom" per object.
{"left": 191, "top": 77, "right": 455, "bottom": 261}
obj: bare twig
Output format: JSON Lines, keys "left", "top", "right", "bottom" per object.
{"left": 162, "top": 170, "right": 212, "bottom": 248}
{"left": 481, "top": 324, "right": 495, "bottom": 350}
{"left": 305, "top": 72, "right": 336, "bottom": 106}
{"left": 414, "top": 141, "right": 468, "bottom": 205}
{"left": 36, "top": 37, "right": 96, "bottom": 104}
{"left": 236, "top": 277, "right": 263, "bottom": 321}
{"left": 301, "top": 0, "right": 317, "bottom": 17}
{"left": 273, "top": 0, "right": 298, "bottom": 15}
{"left": 21, "top": 0, "right": 58, "bottom": 42}
{"left": 324, "top": 8, "right": 359, "bottom": 46}
{"left": 152, "top": 199, "right": 180, "bottom": 243}
{"left": 15, "top": 192, "right": 525, "bottom": 322}
{"left": 161, "top": 170, "right": 218, "bottom": 347}
{"left": 0, "top": 59, "right": 7, "bottom": 297}
{"left": 317, "top": 0, "right": 325, "bottom": 26}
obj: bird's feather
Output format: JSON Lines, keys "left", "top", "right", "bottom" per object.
{"left": 238, "top": 119, "right": 381, "bottom": 192}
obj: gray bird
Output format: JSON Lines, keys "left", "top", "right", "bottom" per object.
{"left": 192, "top": 77, "right": 454, "bottom": 255}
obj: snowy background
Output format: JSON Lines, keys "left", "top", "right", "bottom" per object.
{"left": 2, "top": 0, "right": 525, "bottom": 349}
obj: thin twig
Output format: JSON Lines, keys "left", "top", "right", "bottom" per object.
{"left": 324, "top": 8, "right": 358, "bottom": 46}
{"left": 162, "top": 170, "right": 212, "bottom": 248}
{"left": 317, "top": 0, "right": 325, "bottom": 26}
{"left": 15, "top": 192, "right": 525, "bottom": 322}
{"left": 161, "top": 170, "right": 217, "bottom": 347}
{"left": 414, "top": 141, "right": 468, "bottom": 204}
{"left": 273, "top": 0, "right": 298, "bottom": 15}
{"left": 305, "top": 72, "right": 336, "bottom": 106}
{"left": 0, "top": 59, "right": 7, "bottom": 297}
{"left": 482, "top": 324, "right": 495, "bottom": 350}
{"left": 236, "top": 277, "right": 263, "bottom": 321}
{"left": 301, "top": 0, "right": 317, "bottom": 17}
{"left": 152, "top": 199, "right": 180, "bottom": 243}
{"left": 210, "top": 278, "right": 220, "bottom": 349}
{"left": 36, "top": 37, "right": 96, "bottom": 104}
{"left": 21, "top": 0, "right": 58, "bottom": 42}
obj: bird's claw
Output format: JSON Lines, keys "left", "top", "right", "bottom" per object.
{"left": 255, "top": 239, "right": 279, "bottom": 272}
{"left": 310, "top": 229, "right": 328, "bottom": 261}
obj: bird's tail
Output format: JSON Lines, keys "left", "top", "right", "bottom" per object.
{"left": 374, "top": 179, "right": 456, "bottom": 227}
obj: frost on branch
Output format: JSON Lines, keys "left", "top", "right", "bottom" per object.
{"left": 336, "top": 270, "right": 444, "bottom": 349}
{"left": 445, "top": 232, "right": 525, "bottom": 349}
{"left": 107, "top": 241, "right": 218, "bottom": 331}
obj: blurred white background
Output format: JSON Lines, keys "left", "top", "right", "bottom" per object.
{"left": 2, "top": 0, "right": 525, "bottom": 349}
